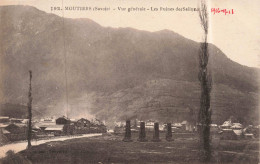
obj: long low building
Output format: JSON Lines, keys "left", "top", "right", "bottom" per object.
{"left": 44, "top": 125, "right": 64, "bottom": 136}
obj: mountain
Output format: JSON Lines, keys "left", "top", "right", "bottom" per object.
{"left": 0, "top": 103, "right": 43, "bottom": 119}
{"left": 0, "top": 103, "right": 28, "bottom": 119}
{"left": 0, "top": 5, "right": 259, "bottom": 125}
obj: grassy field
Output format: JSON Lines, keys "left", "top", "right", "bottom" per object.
{"left": 2, "top": 132, "right": 259, "bottom": 164}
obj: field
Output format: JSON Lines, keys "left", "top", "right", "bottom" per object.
{"left": 2, "top": 132, "right": 259, "bottom": 164}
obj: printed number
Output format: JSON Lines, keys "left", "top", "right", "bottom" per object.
{"left": 51, "top": 7, "right": 62, "bottom": 11}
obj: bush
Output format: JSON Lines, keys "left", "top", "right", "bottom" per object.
{"left": 0, "top": 150, "right": 31, "bottom": 164}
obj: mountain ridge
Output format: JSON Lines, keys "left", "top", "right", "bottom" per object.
{"left": 0, "top": 5, "right": 258, "bottom": 125}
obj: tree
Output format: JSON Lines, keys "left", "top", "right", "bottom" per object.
{"left": 198, "top": 1, "right": 212, "bottom": 162}
{"left": 27, "top": 70, "right": 33, "bottom": 149}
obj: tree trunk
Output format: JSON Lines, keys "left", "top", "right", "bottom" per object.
{"left": 138, "top": 122, "right": 147, "bottom": 142}
{"left": 123, "top": 120, "right": 132, "bottom": 142}
{"left": 152, "top": 122, "right": 160, "bottom": 142}
{"left": 166, "top": 123, "right": 173, "bottom": 141}
{"left": 198, "top": 1, "right": 212, "bottom": 162}
{"left": 27, "top": 70, "right": 32, "bottom": 149}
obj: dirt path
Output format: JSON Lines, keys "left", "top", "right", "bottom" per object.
{"left": 0, "top": 133, "right": 102, "bottom": 158}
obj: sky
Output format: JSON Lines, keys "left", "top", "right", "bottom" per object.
{"left": 1, "top": 0, "right": 260, "bottom": 68}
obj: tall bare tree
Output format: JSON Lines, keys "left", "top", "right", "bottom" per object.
{"left": 198, "top": 1, "right": 212, "bottom": 162}
{"left": 27, "top": 70, "right": 33, "bottom": 149}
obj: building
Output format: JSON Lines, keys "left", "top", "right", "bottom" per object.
{"left": 221, "top": 121, "right": 232, "bottom": 129}
{"left": 181, "top": 120, "right": 194, "bottom": 132}
{"left": 75, "top": 118, "right": 91, "bottom": 128}
{"left": 10, "top": 118, "right": 23, "bottom": 124}
{"left": 231, "top": 123, "right": 243, "bottom": 129}
{"left": 44, "top": 125, "right": 64, "bottom": 136}
{"left": 5, "top": 124, "right": 27, "bottom": 134}
{"left": 219, "top": 129, "right": 238, "bottom": 140}
{"left": 73, "top": 118, "right": 92, "bottom": 134}
{"left": 40, "top": 117, "right": 55, "bottom": 123}
{"left": 90, "top": 118, "right": 107, "bottom": 133}
{"left": 0, "top": 116, "right": 10, "bottom": 123}
{"left": 35, "top": 122, "right": 56, "bottom": 131}
{"left": 4, "top": 124, "right": 27, "bottom": 141}
{"left": 56, "top": 116, "right": 70, "bottom": 125}
{"left": 145, "top": 120, "right": 156, "bottom": 131}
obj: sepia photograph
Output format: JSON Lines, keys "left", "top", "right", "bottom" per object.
{"left": 0, "top": 0, "right": 259, "bottom": 163}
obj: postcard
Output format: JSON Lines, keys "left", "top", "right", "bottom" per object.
{"left": 0, "top": 0, "right": 259, "bottom": 163}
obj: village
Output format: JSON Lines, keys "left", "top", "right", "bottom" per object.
{"left": 1, "top": 114, "right": 259, "bottom": 146}
{"left": 1, "top": 113, "right": 259, "bottom": 163}
{"left": 0, "top": 116, "right": 107, "bottom": 145}
{"left": 114, "top": 119, "right": 259, "bottom": 140}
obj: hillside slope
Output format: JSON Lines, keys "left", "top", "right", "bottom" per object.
{"left": 0, "top": 5, "right": 258, "bottom": 124}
